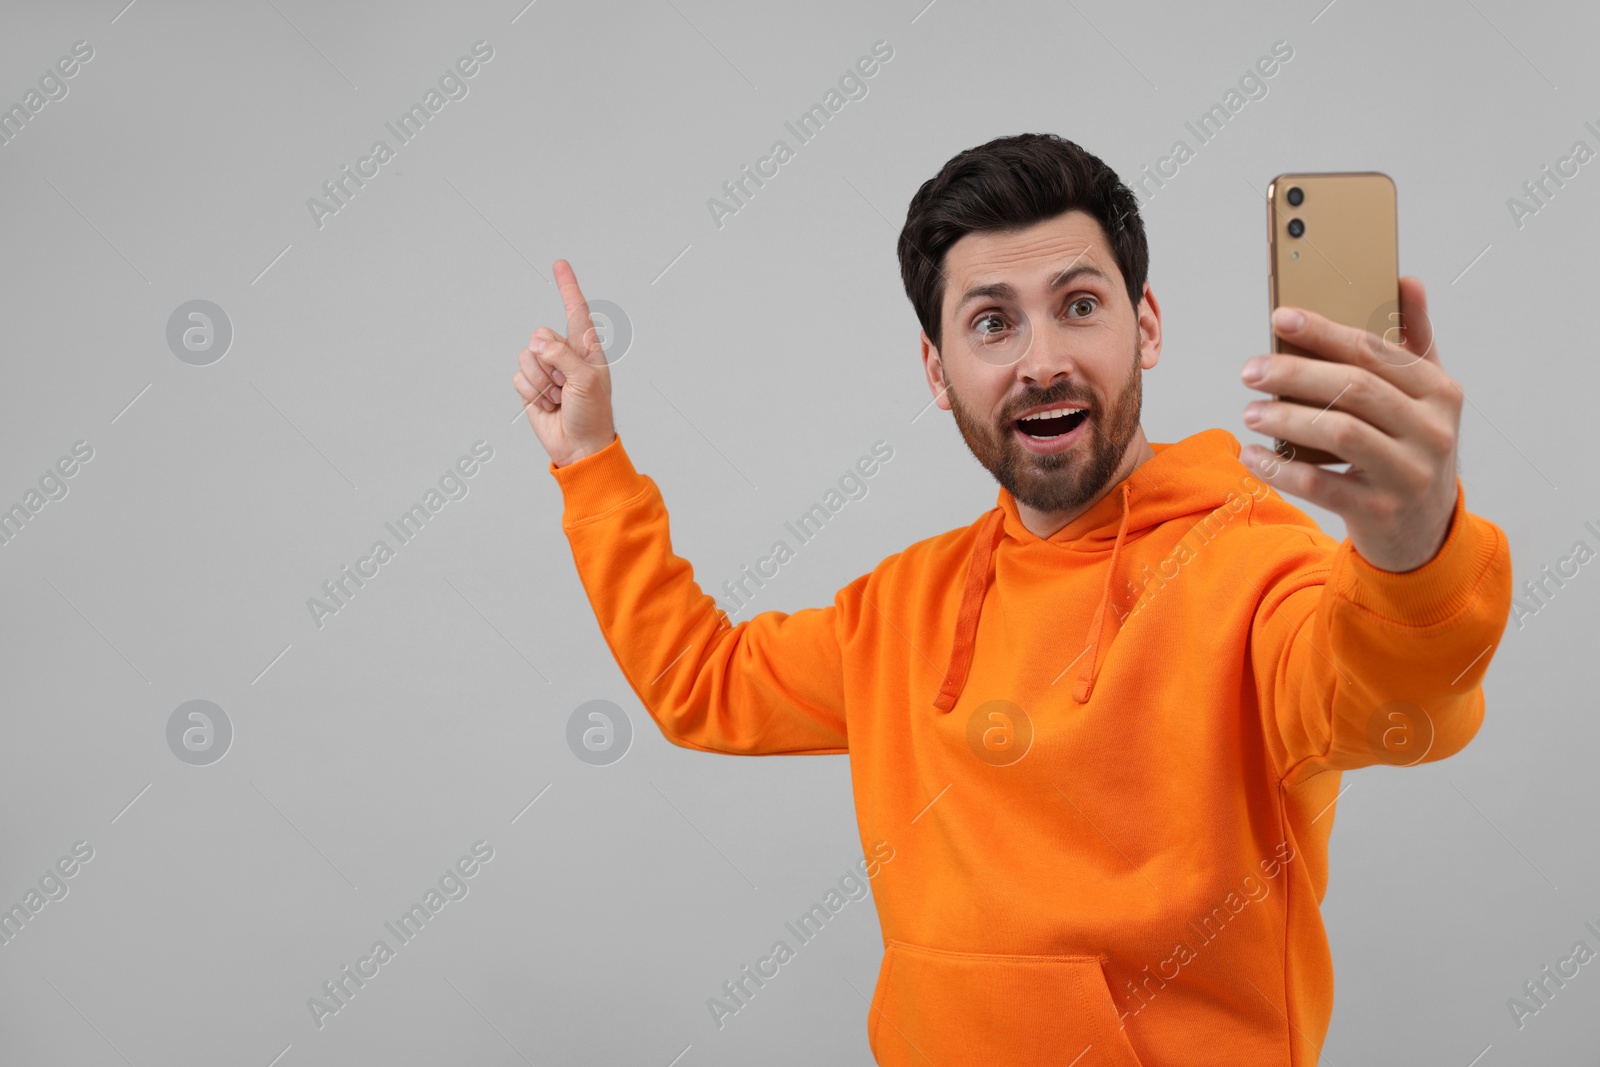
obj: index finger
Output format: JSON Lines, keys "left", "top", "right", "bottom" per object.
{"left": 1273, "top": 303, "right": 1434, "bottom": 397}
{"left": 553, "top": 259, "right": 598, "bottom": 357}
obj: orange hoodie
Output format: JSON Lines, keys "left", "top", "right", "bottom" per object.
{"left": 550, "top": 427, "right": 1512, "bottom": 1066}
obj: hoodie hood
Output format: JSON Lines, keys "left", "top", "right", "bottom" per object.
{"left": 932, "top": 427, "right": 1257, "bottom": 710}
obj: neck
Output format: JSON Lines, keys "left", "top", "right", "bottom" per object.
{"left": 1017, "top": 427, "right": 1155, "bottom": 540}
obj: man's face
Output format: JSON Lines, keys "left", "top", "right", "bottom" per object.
{"left": 921, "top": 209, "right": 1161, "bottom": 515}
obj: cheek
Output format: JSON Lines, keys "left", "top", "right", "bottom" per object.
{"left": 971, "top": 378, "right": 1014, "bottom": 421}
{"left": 947, "top": 363, "right": 1004, "bottom": 407}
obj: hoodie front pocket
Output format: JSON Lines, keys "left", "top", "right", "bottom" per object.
{"left": 867, "top": 939, "right": 1146, "bottom": 1066}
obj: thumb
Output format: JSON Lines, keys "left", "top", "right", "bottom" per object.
{"left": 1397, "top": 275, "right": 1438, "bottom": 366}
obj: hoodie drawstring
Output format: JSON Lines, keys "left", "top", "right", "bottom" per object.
{"left": 932, "top": 507, "right": 1006, "bottom": 713}
{"left": 932, "top": 482, "right": 1134, "bottom": 712}
{"left": 1071, "top": 482, "right": 1133, "bottom": 704}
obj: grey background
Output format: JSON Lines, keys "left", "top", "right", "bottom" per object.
{"left": 1, "top": 0, "right": 1594, "bottom": 1063}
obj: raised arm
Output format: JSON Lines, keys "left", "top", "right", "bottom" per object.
{"left": 513, "top": 260, "right": 852, "bottom": 754}
{"left": 550, "top": 437, "right": 852, "bottom": 753}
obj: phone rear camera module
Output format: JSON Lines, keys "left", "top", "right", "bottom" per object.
{"left": 1287, "top": 218, "right": 1305, "bottom": 238}
{"left": 1286, "top": 186, "right": 1304, "bottom": 206}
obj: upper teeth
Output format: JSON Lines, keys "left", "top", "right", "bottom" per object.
{"left": 1019, "top": 407, "right": 1084, "bottom": 422}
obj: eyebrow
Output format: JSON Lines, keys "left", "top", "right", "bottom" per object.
{"left": 955, "top": 263, "right": 1112, "bottom": 312}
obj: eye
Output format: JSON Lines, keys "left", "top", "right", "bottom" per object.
{"left": 972, "top": 312, "right": 1010, "bottom": 335}
{"left": 1065, "top": 296, "right": 1098, "bottom": 319}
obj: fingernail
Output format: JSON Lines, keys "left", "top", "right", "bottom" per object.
{"left": 1243, "top": 401, "right": 1263, "bottom": 425}
{"left": 1273, "top": 307, "right": 1304, "bottom": 331}
{"left": 530, "top": 338, "right": 545, "bottom": 353}
{"left": 1241, "top": 357, "right": 1266, "bottom": 383}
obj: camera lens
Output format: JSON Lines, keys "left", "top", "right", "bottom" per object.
{"left": 1287, "top": 218, "right": 1305, "bottom": 238}
{"left": 1286, "top": 186, "right": 1304, "bottom": 206}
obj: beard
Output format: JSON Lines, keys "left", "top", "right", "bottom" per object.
{"left": 945, "top": 335, "right": 1143, "bottom": 515}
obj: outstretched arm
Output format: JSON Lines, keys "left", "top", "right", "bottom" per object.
{"left": 1238, "top": 276, "right": 1513, "bottom": 781}
{"left": 1250, "top": 483, "right": 1511, "bottom": 783}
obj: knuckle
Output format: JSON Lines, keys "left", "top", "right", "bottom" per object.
{"left": 1440, "top": 388, "right": 1465, "bottom": 422}
{"left": 1326, "top": 417, "right": 1357, "bottom": 451}
{"left": 1423, "top": 418, "right": 1455, "bottom": 455}
{"left": 1342, "top": 371, "right": 1371, "bottom": 402}
{"left": 1360, "top": 328, "right": 1387, "bottom": 361}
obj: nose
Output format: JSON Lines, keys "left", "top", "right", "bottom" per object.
{"left": 1014, "top": 316, "right": 1077, "bottom": 388}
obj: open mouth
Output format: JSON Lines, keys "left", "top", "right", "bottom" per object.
{"left": 1014, "top": 406, "right": 1089, "bottom": 439}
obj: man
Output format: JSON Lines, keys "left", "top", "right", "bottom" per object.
{"left": 511, "top": 133, "right": 1512, "bottom": 1065}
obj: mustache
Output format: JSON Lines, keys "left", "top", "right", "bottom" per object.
{"left": 1004, "top": 389, "right": 1095, "bottom": 421}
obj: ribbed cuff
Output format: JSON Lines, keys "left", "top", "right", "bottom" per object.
{"left": 1333, "top": 478, "right": 1503, "bottom": 627}
{"left": 548, "top": 433, "right": 648, "bottom": 527}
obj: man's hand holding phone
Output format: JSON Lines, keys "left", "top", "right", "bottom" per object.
{"left": 512, "top": 259, "right": 617, "bottom": 467}
{"left": 1239, "top": 275, "right": 1464, "bottom": 573}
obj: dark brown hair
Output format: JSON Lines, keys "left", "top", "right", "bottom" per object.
{"left": 897, "top": 132, "right": 1148, "bottom": 353}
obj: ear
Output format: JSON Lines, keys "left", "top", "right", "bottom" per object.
{"left": 920, "top": 330, "right": 953, "bottom": 411}
{"left": 1136, "top": 283, "right": 1162, "bottom": 370}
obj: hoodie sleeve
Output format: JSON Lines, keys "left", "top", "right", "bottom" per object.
{"left": 1249, "top": 478, "right": 1513, "bottom": 786}
{"left": 549, "top": 434, "right": 850, "bottom": 756}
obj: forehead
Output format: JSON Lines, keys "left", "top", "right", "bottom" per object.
{"left": 942, "top": 209, "right": 1117, "bottom": 311}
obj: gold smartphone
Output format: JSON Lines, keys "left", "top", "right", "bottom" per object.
{"left": 1265, "top": 171, "right": 1399, "bottom": 466}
